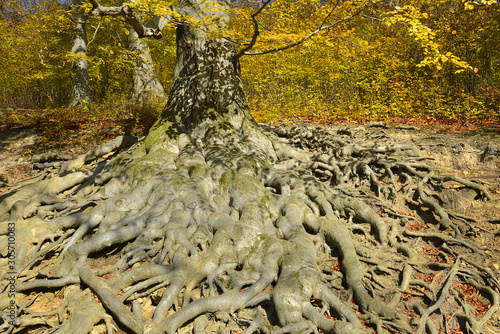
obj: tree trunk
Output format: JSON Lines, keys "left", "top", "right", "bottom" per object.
{"left": 145, "top": 6, "right": 274, "bottom": 157}
{"left": 69, "top": 0, "right": 91, "bottom": 107}
{"left": 128, "top": 28, "right": 165, "bottom": 105}
{"left": 161, "top": 25, "right": 248, "bottom": 128}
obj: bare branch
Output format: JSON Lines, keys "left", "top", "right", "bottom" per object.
{"left": 235, "top": 0, "right": 271, "bottom": 60}
{"left": 243, "top": 2, "right": 374, "bottom": 57}
{"left": 318, "top": 0, "right": 341, "bottom": 29}
{"left": 86, "top": 16, "right": 102, "bottom": 46}
{"left": 87, "top": 0, "right": 170, "bottom": 39}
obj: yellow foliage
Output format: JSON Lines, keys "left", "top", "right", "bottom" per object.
{"left": 0, "top": 0, "right": 498, "bottom": 125}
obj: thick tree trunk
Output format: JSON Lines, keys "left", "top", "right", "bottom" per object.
{"left": 128, "top": 28, "right": 166, "bottom": 104}
{"left": 69, "top": 0, "right": 91, "bottom": 108}
{"left": 159, "top": 28, "right": 253, "bottom": 129}
{"left": 145, "top": 17, "right": 274, "bottom": 158}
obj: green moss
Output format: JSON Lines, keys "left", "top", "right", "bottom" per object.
{"left": 257, "top": 233, "right": 273, "bottom": 243}
{"left": 144, "top": 120, "right": 179, "bottom": 153}
{"left": 188, "top": 164, "right": 210, "bottom": 178}
{"left": 127, "top": 147, "right": 175, "bottom": 180}
{"left": 219, "top": 170, "right": 235, "bottom": 190}
{"left": 130, "top": 164, "right": 157, "bottom": 180}
{"left": 112, "top": 155, "right": 127, "bottom": 168}
{"left": 218, "top": 121, "right": 233, "bottom": 131}
{"left": 257, "top": 157, "right": 272, "bottom": 170}
{"left": 231, "top": 174, "right": 263, "bottom": 193}
{"left": 261, "top": 194, "right": 272, "bottom": 207}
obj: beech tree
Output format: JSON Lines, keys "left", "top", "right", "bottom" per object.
{"left": 69, "top": 0, "right": 165, "bottom": 107}
{"left": 128, "top": 28, "right": 166, "bottom": 104}
{"left": 69, "top": 0, "right": 92, "bottom": 107}
{"left": 1, "top": 1, "right": 499, "bottom": 334}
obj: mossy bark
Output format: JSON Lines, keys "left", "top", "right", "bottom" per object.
{"left": 145, "top": 20, "right": 270, "bottom": 151}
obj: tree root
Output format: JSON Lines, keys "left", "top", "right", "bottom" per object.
{"left": 79, "top": 265, "right": 143, "bottom": 333}
{"left": 1, "top": 122, "right": 498, "bottom": 334}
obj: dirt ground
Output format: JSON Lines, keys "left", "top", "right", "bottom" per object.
{"left": 388, "top": 125, "right": 500, "bottom": 279}
{"left": 1, "top": 122, "right": 500, "bottom": 333}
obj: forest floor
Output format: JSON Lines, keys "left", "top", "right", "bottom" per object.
{"left": 1, "top": 112, "right": 500, "bottom": 333}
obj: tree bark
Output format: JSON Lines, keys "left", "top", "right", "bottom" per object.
{"left": 160, "top": 24, "right": 252, "bottom": 130}
{"left": 143, "top": 0, "right": 274, "bottom": 157}
{"left": 128, "top": 28, "right": 166, "bottom": 105}
{"left": 69, "top": 0, "right": 91, "bottom": 107}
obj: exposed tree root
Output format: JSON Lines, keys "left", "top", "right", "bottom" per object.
{"left": 1, "top": 122, "right": 498, "bottom": 334}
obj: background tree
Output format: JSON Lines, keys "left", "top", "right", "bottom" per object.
{"left": 241, "top": 0, "right": 500, "bottom": 123}
{"left": 0, "top": 0, "right": 74, "bottom": 107}
{"left": 0, "top": 0, "right": 169, "bottom": 110}
{"left": 69, "top": 0, "right": 92, "bottom": 107}
{"left": 128, "top": 27, "right": 166, "bottom": 104}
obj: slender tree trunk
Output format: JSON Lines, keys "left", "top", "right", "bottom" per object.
{"left": 69, "top": 0, "right": 91, "bottom": 107}
{"left": 128, "top": 28, "right": 165, "bottom": 105}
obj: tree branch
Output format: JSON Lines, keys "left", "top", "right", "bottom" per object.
{"left": 243, "top": 2, "right": 374, "bottom": 57}
{"left": 87, "top": 0, "right": 174, "bottom": 39}
{"left": 86, "top": 16, "right": 102, "bottom": 46}
{"left": 234, "top": 0, "right": 271, "bottom": 60}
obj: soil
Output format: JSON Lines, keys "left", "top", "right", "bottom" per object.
{"left": 1, "top": 122, "right": 500, "bottom": 333}
{"left": 0, "top": 127, "right": 40, "bottom": 188}
{"left": 386, "top": 126, "right": 500, "bottom": 305}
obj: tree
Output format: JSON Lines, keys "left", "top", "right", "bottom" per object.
{"left": 69, "top": 0, "right": 92, "bottom": 107}
{"left": 68, "top": 0, "right": 166, "bottom": 107}
{"left": 128, "top": 27, "right": 166, "bottom": 104}
{"left": 0, "top": 0, "right": 74, "bottom": 107}
{"left": 239, "top": 0, "right": 500, "bottom": 122}
{"left": 1, "top": 1, "right": 498, "bottom": 334}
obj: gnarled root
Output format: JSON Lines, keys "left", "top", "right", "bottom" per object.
{"left": 1, "top": 122, "right": 498, "bottom": 334}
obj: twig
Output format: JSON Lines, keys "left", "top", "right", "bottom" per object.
{"left": 86, "top": 17, "right": 103, "bottom": 46}
{"left": 244, "top": 2, "right": 371, "bottom": 56}
{"left": 234, "top": 0, "right": 271, "bottom": 60}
